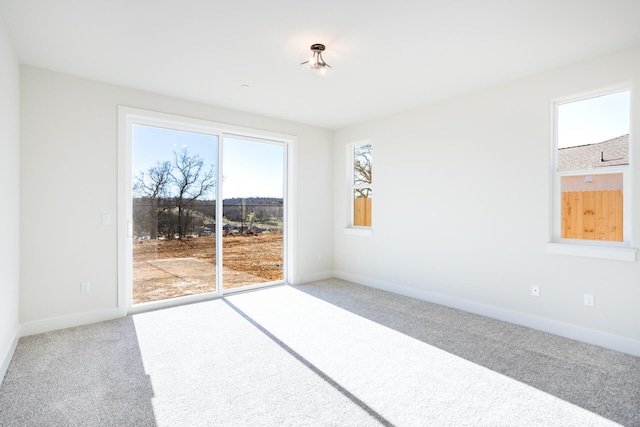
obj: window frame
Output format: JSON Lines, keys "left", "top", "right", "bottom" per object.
{"left": 547, "top": 88, "right": 636, "bottom": 261}
{"left": 118, "top": 106, "right": 297, "bottom": 314}
{"left": 344, "top": 140, "right": 373, "bottom": 236}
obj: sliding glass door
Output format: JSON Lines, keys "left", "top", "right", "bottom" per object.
{"left": 222, "top": 136, "right": 285, "bottom": 291}
{"left": 131, "top": 124, "right": 219, "bottom": 305}
{"left": 125, "top": 111, "right": 288, "bottom": 309}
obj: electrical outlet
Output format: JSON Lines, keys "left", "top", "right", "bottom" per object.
{"left": 81, "top": 282, "right": 91, "bottom": 293}
{"left": 531, "top": 285, "right": 540, "bottom": 297}
{"left": 584, "top": 294, "right": 594, "bottom": 307}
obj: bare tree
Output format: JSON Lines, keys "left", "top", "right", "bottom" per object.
{"left": 171, "top": 148, "right": 216, "bottom": 238}
{"left": 133, "top": 161, "right": 172, "bottom": 239}
{"left": 354, "top": 144, "right": 372, "bottom": 198}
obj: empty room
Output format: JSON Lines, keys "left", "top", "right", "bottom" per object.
{"left": 1, "top": 1, "right": 639, "bottom": 425}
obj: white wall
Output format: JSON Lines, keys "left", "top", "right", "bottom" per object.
{"left": 19, "top": 66, "right": 334, "bottom": 329}
{"left": 334, "top": 46, "right": 640, "bottom": 356}
{"left": 0, "top": 15, "right": 20, "bottom": 379}
{"left": 15, "top": 44, "right": 640, "bottom": 357}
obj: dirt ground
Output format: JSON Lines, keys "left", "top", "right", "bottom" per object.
{"left": 132, "top": 233, "right": 283, "bottom": 304}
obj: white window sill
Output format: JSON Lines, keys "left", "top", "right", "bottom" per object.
{"left": 343, "top": 227, "right": 372, "bottom": 237}
{"left": 546, "top": 242, "right": 636, "bottom": 262}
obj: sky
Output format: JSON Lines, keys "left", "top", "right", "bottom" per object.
{"left": 557, "top": 90, "right": 630, "bottom": 148}
{"left": 132, "top": 125, "right": 284, "bottom": 200}
{"left": 222, "top": 137, "right": 284, "bottom": 199}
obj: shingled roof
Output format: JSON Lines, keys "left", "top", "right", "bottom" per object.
{"left": 558, "top": 134, "right": 629, "bottom": 171}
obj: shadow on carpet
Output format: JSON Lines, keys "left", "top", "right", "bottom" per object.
{"left": 293, "top": 279, "right": 640, "bottom": 426}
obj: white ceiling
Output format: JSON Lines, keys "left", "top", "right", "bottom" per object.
{"left": 2, "top": 0, "right": 640, "bottom": 129}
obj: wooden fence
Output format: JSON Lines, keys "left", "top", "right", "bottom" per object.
{"left": 354, "top": 197, "right": 372, "bottom": 227}
{"left": 562, "top": 190, "right": 623, "bottom": 242}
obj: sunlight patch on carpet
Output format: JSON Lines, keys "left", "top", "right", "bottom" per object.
{"left": 225, "top": 285, "right": 620, "bottom": 426}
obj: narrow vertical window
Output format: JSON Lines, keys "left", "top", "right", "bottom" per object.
{"left": 555, "top": 90, "right": 630, "bottom": 243}
{"left": 351, "top": 143, "right": 372, "bottom": 227}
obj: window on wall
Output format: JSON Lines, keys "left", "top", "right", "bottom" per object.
{"left": 350, "top": 143, "right": 372, "bottom": 227}
{"left": 553, "top": 90, "right": 630, "bottom": 247}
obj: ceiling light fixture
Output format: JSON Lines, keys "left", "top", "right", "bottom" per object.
{"left": 300, "top": 43, "right": 331, "bottom": 74}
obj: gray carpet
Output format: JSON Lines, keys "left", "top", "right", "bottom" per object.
{"left": 0, "top": 279, "right": 638, "bottom": 426}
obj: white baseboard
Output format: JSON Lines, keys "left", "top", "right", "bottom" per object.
{"left": 334, "top": 271, "right": 640, "bottom": 357}
{"left": 20, "top": 308, "right": 122, "bottom": 337}
{"left": 0, "top": 328, "right": 20, "bottom": 384}
{"left": 294, "top": 270, "right": 334, "bottom": 285}
{"left": 11, "top": 274, "right": 639, "bottom": 358}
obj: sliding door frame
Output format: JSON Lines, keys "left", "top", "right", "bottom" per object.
{"left": 220, "top": 133, "right": 289, "bottom": 295}
{"left": 117, "top": 106, "right": 296, "bottom": 315}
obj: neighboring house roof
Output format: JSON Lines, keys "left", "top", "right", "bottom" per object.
{"left": 558, "top": 134, "right": 629, "bottom": 170}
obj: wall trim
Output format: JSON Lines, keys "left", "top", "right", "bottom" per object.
{"left": 546, "top": 242, "right": 637, "bottom": 262}
{"left": 0, "top": 328, "right": 20, "bottom": 385}
{"left": 295, "top": 270, "right": 334, "bottom": 285}
{"left": 20, "top": 308, "right": 122, "bottom": 338}
{"left": 334, "top": 271, "right": 640, "bottom": 357}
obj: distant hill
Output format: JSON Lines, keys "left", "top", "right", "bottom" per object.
{"left": 220, "top": 197, "right": 283, "bottom": 223}
{"left": 132, "top": 196, "right": 283, "bottom": 238}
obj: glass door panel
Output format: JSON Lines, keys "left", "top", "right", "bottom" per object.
{"left": 131, "top": 124, "right": 218, "bottom": 304}
{"left": 222, "top": 137, "right": 285, "bottom": 291}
